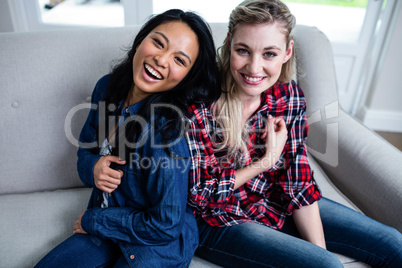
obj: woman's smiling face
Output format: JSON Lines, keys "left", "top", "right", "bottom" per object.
{"left": 131, "top": 21, "right": 199, "bottom": 103}
{"left": 229, "top": 22, "right": 293, "bottom": 101}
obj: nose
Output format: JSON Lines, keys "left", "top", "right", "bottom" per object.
{"left": 154, "top": 53, "right": 168, "bottom": 68}
{"left": 247, "top": 55, "right": 262, "bottom": 74}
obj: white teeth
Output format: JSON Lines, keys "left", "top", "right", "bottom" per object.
{"left": 145, "top": 63, "right": 162, "bottom": 79}
{"left": 244, "top": 75, "right": 263, "bottom": 82}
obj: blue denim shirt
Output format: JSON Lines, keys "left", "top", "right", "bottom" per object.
{"left": 77, "top": 75, "right": 198, "bottom": 267}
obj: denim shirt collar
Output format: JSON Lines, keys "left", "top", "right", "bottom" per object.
{"left": 118, "top": 98, "right": 145, "bottom": 116}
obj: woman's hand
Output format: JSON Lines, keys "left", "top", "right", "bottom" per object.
{"left": 73, "top": 212, "right": 88, "bottom": 235}
{"left": 93, "top": 155, "right": 126, "bottom": 193}
{"left": 259, "top": 115, "right": 288, "bottom": 169}
{"left": 234, "top": 115, "right": 287, "bottom": 189}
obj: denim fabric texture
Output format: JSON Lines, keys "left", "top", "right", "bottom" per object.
{"left": 36, "top": 75, "right": 198, "bottom": 267}
{"left": 196, "top": 197, "right": 402, "bottom": 268}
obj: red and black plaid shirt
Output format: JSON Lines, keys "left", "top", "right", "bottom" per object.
{"left": 186, "top": 80, "right": 321, "bottom": 229}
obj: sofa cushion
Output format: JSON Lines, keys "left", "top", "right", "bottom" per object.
{"left": 0, "top": 188, "right": 91, "bottom": 268}
{"left": 0, "top": 186, "right": 367, "bottom": 268}
{"left": 308, "top": 153, "right": 361, "bottom": 212}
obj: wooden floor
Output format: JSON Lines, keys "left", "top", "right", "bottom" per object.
{"left": 376, "top": 131, "right": 402, "bottom": 151}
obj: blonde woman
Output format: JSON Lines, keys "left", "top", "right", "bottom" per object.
{"left": 186, "top": 0, "right": 402, "bottom": 267}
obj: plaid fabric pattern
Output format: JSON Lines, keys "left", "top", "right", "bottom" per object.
{"left": 186, "top": 80, "right": 321, "bottom": 229}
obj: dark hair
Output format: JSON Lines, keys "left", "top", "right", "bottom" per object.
{"left": 105, "top": 9, "right": 220, "bottom": 159}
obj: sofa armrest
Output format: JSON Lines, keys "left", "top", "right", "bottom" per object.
{"left": 309, "top": 109, "right": 402, "bottom": 232}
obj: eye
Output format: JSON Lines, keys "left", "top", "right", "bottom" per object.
{"left": 264, "top": 51, "right": 277, "bottom": 58}
{"left": 175, "top": 57, "right": 186, "bottom": 66}
{"left": 153, "top": 38, "right": 163, "bottom": 48}
{"left": 236, "top": 48, "right": 249, "bottom": 55}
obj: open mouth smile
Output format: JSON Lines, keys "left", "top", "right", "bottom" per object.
{"left": 241, "top": 73, "right": 266, "bottom": 85}
{"left": 144, "top": 63, "right": 163, "bottom": 80}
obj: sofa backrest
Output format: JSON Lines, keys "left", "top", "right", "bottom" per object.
{"left": 0, "top": 27, "right": 139, "bottom": 194}
{"left": 0, "top": 24, "right": 338, "bottom": 195}
{"left": 292, "top": 25, "right": 340, "bottom": 162}
{"left": 293, "top": 25, "right": 339, "bottom": 115}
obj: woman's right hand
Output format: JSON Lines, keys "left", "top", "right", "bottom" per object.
{"left": 93, "top": 155, "right": 126, "bottom": 193}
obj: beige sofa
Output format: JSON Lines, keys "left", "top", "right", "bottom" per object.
{"left": 0, "top": 23, "right": 401, "bottom": 268}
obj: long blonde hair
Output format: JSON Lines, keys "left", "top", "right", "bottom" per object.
{"left": 214, "top": 0, "right": 296, "bottom": 160}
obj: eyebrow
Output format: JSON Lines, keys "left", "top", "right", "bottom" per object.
{"left": 154, "top": 31, "right": 192, "bottom": 64}
{"left": 234, "top": 42, "right": 282, "bottom": 51}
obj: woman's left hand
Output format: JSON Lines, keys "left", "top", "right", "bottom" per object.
{"left": 73, "top": 212, "right": 88, "bottom": 235}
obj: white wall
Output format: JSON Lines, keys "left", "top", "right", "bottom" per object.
{"left": 361, "top": 2, "right": 402, "bottom": 132}
{"left": 0, "top": 1, "right": 15, "bottom": 32}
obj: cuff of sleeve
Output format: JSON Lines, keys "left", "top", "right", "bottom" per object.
{"left": 81, "top": 207, "right": 101, "bottom": 235}
{"left": 189, "top": 168, "right": 236, "bottom": 210}
{"left": 286, "top": 182, "right": 322, "bottom": 215}
{"left": 81, "top": 154, "right": 102, "bottom": 188}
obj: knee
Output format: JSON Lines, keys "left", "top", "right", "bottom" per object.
{"left": 377, "top": 226, "right": 402, "bottom": 251}
{"left": 322, "top": 251, "right": 344, "bottom": 268}
{"left": 383, "top": 227, "right": 402, "bottom": 266}
{"left": 365, "top": 225, "right": 402, "bottom": 267}
{"left": 385, "top": 226, "right": 402, "bottom": 243}
{"left": 309, "top": 250, "right": 343, "bottom": 268}
{"left": 299, "top": 248, "right": 343, "bottom": 268}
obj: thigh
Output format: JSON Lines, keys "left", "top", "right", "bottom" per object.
{"left": 196, "top": 218, "right": 342, "bottom": 268}
{"left": 319, "top": 197, "right": 402, "bottom": 268}
{"left": 35, "top": 234, "right": 122, "bottom": 268}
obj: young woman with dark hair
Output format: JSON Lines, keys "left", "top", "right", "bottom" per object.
{"left": 35, "top": 9, "right": 220, "bottom": 267}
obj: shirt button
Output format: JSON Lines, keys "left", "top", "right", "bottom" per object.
{"left": 125, "top": 107, "right": 129, "bottom": 113}
{"left": 130, "top": 255, "right": 135, "bottom": 259}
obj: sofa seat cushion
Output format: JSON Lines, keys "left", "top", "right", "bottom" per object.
{"left": 0, "top": 184, "right": 368, "bottom": 268}
{"left": 0, "top": 188, "right": 91, "bottom": 268}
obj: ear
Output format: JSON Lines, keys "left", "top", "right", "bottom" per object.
{"left": 283, "top": 40, "right": 294, "bottom": 63}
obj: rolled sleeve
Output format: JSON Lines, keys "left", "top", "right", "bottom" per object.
{"left": 186, "top": 110, "right": 236, "bottom": 211}
{"left": 281, "top": 106, "right": 322, "bottom": 215}
{"left": 285, "top": 171, "right": 321, "bottom": 214}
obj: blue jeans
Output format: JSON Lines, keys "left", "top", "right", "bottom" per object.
{"left": 35, "top": 234, "right": 128, "bottom": 268}
{"left": 196, "top": 197, "right": 402, "bottom": 268}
